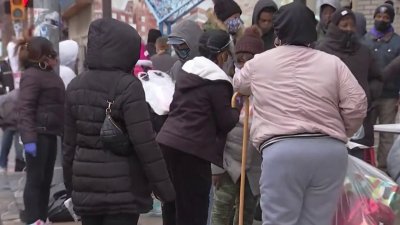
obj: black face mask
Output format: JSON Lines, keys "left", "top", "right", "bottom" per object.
{"left": 341, "top": 31, "right": 358, "bottom": 49}
{"left": 375, "top": 20, "right": 391, "bottom": 32}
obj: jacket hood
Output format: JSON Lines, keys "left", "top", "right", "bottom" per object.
{"left": 86, "top": 18, "right": 141, "bottom": 72}
{"left": 317, "top": 0, "right": 340, "bottom": 13}
{"left": 252, "top": 0, "right": 278, "bottom": 25}
{"left": 273, "top": 2, "right": 317, "bottom": 46}
{"left": 322, "top": 24, "right": 360, "bottom": 55}
{"left": 169, "top": 20, "right": 203, "bottom": 61}
{"left": 177, "top": 56, "right": 231, "bottom": 91}
{"left": 59, "top": 40, "right": 79, "bottom": 70}
{"left": 355, "top": 12, "right": 367, "bottom": 36}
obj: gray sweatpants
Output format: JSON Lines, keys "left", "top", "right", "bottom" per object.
{"left": 260, "top": 137, "right": 347, "bottom": 225}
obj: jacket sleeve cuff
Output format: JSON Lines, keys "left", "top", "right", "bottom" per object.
{"left": 211, "top": 164, "right": 225, "bottom": 175}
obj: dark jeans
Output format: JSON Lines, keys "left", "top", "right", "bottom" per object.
{"left": 82, "top": 214, "right": 139, "bottom": 225}
{"left": 0, "top": 128, "right": 24, "bottom": 169}
{"left": 23, "top": 134, "right": 57, "bottom": 223}
{"left": 161, "top": 145, "right": 211, "bottom": 225}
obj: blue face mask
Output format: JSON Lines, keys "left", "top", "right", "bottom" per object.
{"left": 225, "top": 17, "right": 243, "bottom": 35}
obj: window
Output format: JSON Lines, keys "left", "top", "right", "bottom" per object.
{"left": 141, "top": 26, "right": 146, "bottom": 32}
{"left": 141, "top": 16, "right": 146, "bottom": 23}
{"left": 120, "top": 15, "right": 126, "bottom": 21}
{"left": 129, "top": 17, "right": 134, "bottom": 24}
{"left": 112, "top": 13, "right": 117, "bottom": 19}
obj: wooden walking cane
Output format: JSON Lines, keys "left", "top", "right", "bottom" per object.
{"left": 231, "top": 92, "right": 250, "bottom": 225}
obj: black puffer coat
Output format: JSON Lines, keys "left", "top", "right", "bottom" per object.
{"left": 18, "top": 67, "right": 65, "bottom": 143}
{"left": 63, "top": 18, "right": 175, "bottom": 216}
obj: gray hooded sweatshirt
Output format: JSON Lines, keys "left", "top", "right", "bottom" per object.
{"left": 316, "top": 0, "right": 341, "bottom": 41}
{"left": 168, "top": 20, "right": 203, "bottom": 80}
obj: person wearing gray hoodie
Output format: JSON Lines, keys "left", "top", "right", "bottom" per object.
{"left": 316, "top": 0, "right": 341, "bottom": 41}
{"left": 252, "top": 0, "right": 278, "bottom": 51}
{"left": 160, "top": 20, "right": 204, "bottom": 225}
{"left": 167, "top": 20, "right": 203, "bottom": 81}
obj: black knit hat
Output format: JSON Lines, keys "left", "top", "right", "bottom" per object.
{"left": 214, "top": 0, "right": 242, "bottom": 22}
{"left": 374, "top": 3, "right": 395, "bottom": 23}
{"left": 331, "top": 8, "right": 356, "bottom": 25}
{"left": 147, "top": 29, "right": 162, "bottom": 44}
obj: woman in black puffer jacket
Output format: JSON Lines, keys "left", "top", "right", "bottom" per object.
{"left": 16, "top": 37, "right": 65, "bottom": 225}
{"left": 63, "top": 18, "right": 175, "bottom": 225}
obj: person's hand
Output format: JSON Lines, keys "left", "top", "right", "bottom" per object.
{"left": 212, "top": 173, "right": 225, "bottom": 190}
{"left": 24, "top": 143, "right": 37, "bottom": 157}
{"left": 234, "top": 95, "right": 244, "bottom": 111}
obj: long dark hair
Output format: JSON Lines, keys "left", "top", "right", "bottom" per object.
{"left": 15, "top": 37, "right": 57, "bottom": 70}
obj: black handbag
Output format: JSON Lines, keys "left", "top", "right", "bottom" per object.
{"left": 100, "top": 77, "right": 132, "bottom": 156}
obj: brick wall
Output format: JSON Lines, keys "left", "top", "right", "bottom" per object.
{"left": 352, "top": 0, "right": 400, "bottom": 32}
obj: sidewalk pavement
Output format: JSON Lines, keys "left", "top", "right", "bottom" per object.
{"left": 0, "top": 168, "right": 162, "bottom": 225}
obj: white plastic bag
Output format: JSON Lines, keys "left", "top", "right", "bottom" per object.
{"left": 138, "top": 70, "right": 175, "bottom": 115}
{"left": 333, "top": 156, "right": 400, "bottom": 225}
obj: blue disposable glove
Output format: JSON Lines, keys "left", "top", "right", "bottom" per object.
{"left": 24, "top": 143, "right": 37, "bottom": 157}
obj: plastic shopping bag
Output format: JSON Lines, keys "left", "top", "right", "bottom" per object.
{"left": 138, "top": 70, "right": 175, "bottom": 115}
{"left": 333, "top": 156, "right": 400, "bottom": 225}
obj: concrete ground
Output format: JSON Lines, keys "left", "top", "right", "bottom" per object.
{"left": 0, "top": 131, "right": 262, "bottom": 225}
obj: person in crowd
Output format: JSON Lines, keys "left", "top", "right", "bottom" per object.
{"left": 211, "top": 26, "right": 263, "bottom": 225}
{"left": 157, "top": 29, "right": 240, "bottom": 225}
{"left": 159, "top": 19, "right": 203, "bottom": 225}
{"left": 133, "top": 42, "right": 152, "bottom": 76}
{"left": 168, "top": 20, "right": 203, "bottom": 81}
{"left": 0, "top": 89, "right": 24, "bottom": 173}
{"left": 213, "top": 0, "right": 243, "bottom": 76}
{"left": 150, "top": 36, "right": 177, "bottom": 73}
{"left": 343, "top": 1, "right": 367, "bottom": 37}
{"left": 317, "top": 8, "right": 382, "bottom": 150}
{"left": 62, "top": 18, "right": 175, "bottom": 225}
{"left": 59, "top": 40, "right": 79, "bottom": 89}
{"left": 213, "top": 0, "right": 243, "bottom": 42}
{"left": 252, "top": 0, "right": 278, "bottom": 51}
{"left": 146, "top": 29, "right": 162, "bottom": 57}
{"left": 316, "top": 0, "right": 340, "bottom": 41}
{"left": 16, "top": 37, "right": 65, "bottom": 225}
{"left": 233, "top": 2, "right": 367, "bottom": 225}
{"left": 364, "top": 1, "right": 400, "bottom": 171}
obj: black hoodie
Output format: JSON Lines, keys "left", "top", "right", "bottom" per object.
{"left": 63, "top": 18, "right": 175, "bottom": 216}
{"left": 316, "top": 24, "right": 382, "bottom": 147}
{"left": 252, "top": 0, "right": 278, "bottom": 51}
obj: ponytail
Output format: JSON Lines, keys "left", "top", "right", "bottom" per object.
{"left": 15, "top": 38, "right": 30, "bottom": 69}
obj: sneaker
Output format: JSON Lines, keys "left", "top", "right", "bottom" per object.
{"left": 28, "top": 220, "right": 45, "bottom": 225}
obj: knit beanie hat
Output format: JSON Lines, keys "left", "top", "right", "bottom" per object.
{"left": 214, "top": 0, "right": 242, "bottom": 22}
{"left": 374, "top": 2, "right": 395, "bottom": 23}
{"left": 235, "top": 26, "right": 264, "bottom": 55}
{"left": 331, "top": 8, "right": 356, "bottom": 26}
{"left": 147, "top": 29, "right": 162, "bottom": 44}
